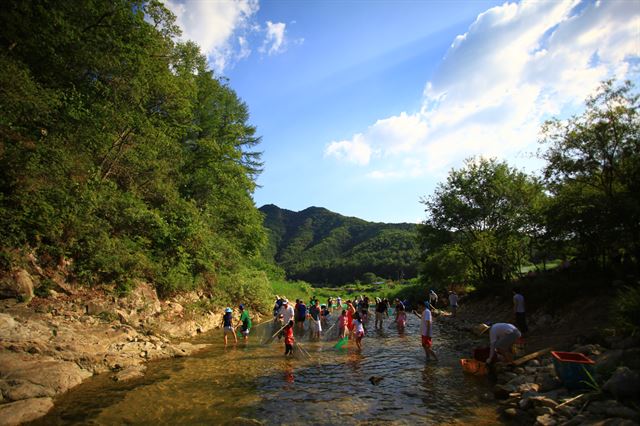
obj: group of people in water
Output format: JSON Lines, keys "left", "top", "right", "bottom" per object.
{"left": 221, "top": 287, "right": 528, "bottom": 365}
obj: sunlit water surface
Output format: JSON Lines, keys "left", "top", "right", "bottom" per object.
{"left": 31, "top": 314, "right": 499, "bottom": 425}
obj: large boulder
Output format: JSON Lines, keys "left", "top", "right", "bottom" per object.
{"left": 0, "top": 397, "right": 53, "bottom": 426}
{"left": 0, "top": 269, "right": 34, "bottom": 300}
{"left": 603, "top": 367, "right": 640, "bottom": 399}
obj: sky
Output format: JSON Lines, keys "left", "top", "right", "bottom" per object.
{"left": 163, "top": 0, "right": 640, "bottom": 223}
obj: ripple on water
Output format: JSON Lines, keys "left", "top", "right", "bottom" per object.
{"left": 30, "top": 316, "right": 499, "bottom": 425}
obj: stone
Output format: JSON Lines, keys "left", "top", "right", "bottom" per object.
{"left": 228, "top": 417, "right": 264, "bottom": 426}
{"left": 494, "top": 384, "right": 515, "bottom": 400}
{"left": 606, "top": 406, "right": 640, "bottom": 421}
{"left": 518, "top": 383, "right": 540, "bottom": 393}
{"left": 530, "top": 395, "right": 558, "bottom": 409}
{"left": 588, "top": 400, "right": 618, "bottom": 415}
{"left": 603, "top": 367, "right": 640, "bottom": 399}
{"left": 534, "top": 406, "right": 554, "bottom": 416}
{"left": 537, "top": 373, "right": 562, "bottom": 392}
{"left": 0, "top": 269, "right": 34, "bottom": 300}
{"left": 535, "top": 413, "right": 557, "bottom": 426}
{"left": 4, "top": 381, "right": 54, "bottom": 401}
{"left": 0, "top": 397, "right": 54, "bottom": 426}
{"left": 112, "top": 365, "right": 147, "bottom": 382}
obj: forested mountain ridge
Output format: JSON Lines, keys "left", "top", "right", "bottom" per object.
{"left": 260, "top": 204, "right": 418, "bottom": 285}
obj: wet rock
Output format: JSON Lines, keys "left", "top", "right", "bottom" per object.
{"left": 603, "top": 367, "right": 640, "bottom": 399}
{"left": 0, "top": 397, "right": 54, "bottom": 426}
{"left": 4, "top": 380, "right": 54, "bottom": 401}
{"left": 535, "top": 413, "right": 557, "bottom": 426}
{"left": 227, "top": 417, "right": 264, "bottom": 426}
{"left": 112, "top": 365, "right": 147, "bottom": 382}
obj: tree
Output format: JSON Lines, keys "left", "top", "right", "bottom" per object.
{"left": 540, "top": 80, "right": 640, "bottom": 273}
{"left": 419, "top": 158, "right": 544, "bottom": 287}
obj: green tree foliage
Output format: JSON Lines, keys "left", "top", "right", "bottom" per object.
{"left": 540, "top": 80, "right": 640, "bottom": 273}
{"left": 260, "top": 205, "right": 418, "bottom": 285}
{"left": 419, "top": 158, "right": 544, "bottom": 288}
{"left": 0, "top": 0, "right": 268, "bottom": 304}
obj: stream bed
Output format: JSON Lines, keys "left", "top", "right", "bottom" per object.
{"left": 31, "top": 314, "right": 500, "bottom": 425}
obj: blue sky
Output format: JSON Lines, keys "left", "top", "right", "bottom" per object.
{"left": 164, "top": 0, "right": 640, "bottom": 223}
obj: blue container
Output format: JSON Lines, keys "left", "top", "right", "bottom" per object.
{"left": 551, "top": 351, "right": 596, "bottom": 390}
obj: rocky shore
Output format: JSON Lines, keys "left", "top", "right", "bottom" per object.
{"left": 438, "top": 303, "right": 640, "bottom": 426}
{"left": 0, "top": 267, "right": 230, "bottom": 425}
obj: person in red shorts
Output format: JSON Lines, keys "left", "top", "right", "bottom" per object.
{"left": 418, "top": 301, "right": 438, "bottom": 362}
{"left": 283, "top": 320, "right": 295, "bottom": 356}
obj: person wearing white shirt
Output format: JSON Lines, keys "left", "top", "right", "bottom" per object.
{"left": 486, "top": 322, "right": 521, "bottom": 364}
{"left": 448, "top": 291, "right": 459, "bottom": 317}
{"left": 513, "top": 287, "right": 528, "bottom": 335}
{"left": 418, "top": 301, "right": 438, "bottom": 361}
{"left": 277, "top": 300, "right": 295, "bottom": 325}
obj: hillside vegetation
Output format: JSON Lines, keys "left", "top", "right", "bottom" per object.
{"left": 260, "top": 204, "right": 418, "bottom": 285}
{"left": 0, "top": 0, "right": 271, "bottom": 309}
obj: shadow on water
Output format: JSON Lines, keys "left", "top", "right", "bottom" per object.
{"left": 30, "top": 315, "right": 500, "bottom": 425}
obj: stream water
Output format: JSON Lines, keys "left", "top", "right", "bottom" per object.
{"left": 31, "top": 314, "right": 499, "bottom": 425}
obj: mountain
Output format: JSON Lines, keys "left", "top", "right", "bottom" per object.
{"left": 260, "top": 204, "right": 419, "bottom": 285}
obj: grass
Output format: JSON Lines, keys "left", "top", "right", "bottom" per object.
{"left": 270, "top": 279, "right": 417, "bottom": 305}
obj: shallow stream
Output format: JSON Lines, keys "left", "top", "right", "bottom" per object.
{"left": 31, "top": 314, "right": 499, "bottom": 425}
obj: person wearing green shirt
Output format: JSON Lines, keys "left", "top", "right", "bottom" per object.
{"left": 237, "top": 304, "right": 252, "bottom": 342}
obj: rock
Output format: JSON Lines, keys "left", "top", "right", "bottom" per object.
{"left": 606, "top": 406, "right": 640, "bottom": 421}
{"left": 227, "top": 417, "right": 264, "bottom": 426}
{"left": 518, "top": 383, "right": 540, "bottom": 393}
{"left": 537, "top": 373, "right": 562, "bottom": 392}
{"left": 621, "top": 348, "right": 640, "bottom": 370}
{"left": 4, "top": 381, "right": 54, "bottom": 401}
{"left": 534, "top": 406, "right": 554, "bottom": 416}
{"left": 530, "top": 395, "right": 558, "bottom": 409}
{"left": 573, "top": 344, "right": 603, "bottom": 356}
{"left": 494, "top": 384, "right": 515, "bottom": 400}
{"left": 497, "top": 372, "right": 518, "bottom": 384}
{"left": 0, "top": 397, "right": 54, "bottom": 426}
{"left": 603, "top": 367, "right": 640, "bottom": 399}
{"left": 0, "top": 269, "right": 34, "bottom": 300}
{"left": 588, "top": 400, "right": 619, "bottom": 415}
{"left": 562, "top": 414, "right": 587, "bottom": 426}
{"left": 535, "top": 413, "right": 557, "bottom": 426}
{"left": 112, "top": 365, "right": 147, "bottom": 382}
{"left": 596, "top": 349, "right": 624, "bottom": 374}
{"left": 507, "top": 375, "right": 529, "bottom": 387}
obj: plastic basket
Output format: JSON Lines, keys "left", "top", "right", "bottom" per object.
{"left": 460, "top": 358, "right": 488, "bottom": 375}
{"left": 551, "top": 351, "right": 595, "bottom": 390}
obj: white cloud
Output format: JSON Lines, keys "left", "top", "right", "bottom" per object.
{"left": 324, "top": 134, "right": 372, "bottom": 165}
{"left": 164, "top": 0, "right": 259, "bottom": 71}
{"left": 326, "top": 0, "right": 640, "bottom": 179}
{"left": 262, "top": 21, "right": 287, "bottom": 55}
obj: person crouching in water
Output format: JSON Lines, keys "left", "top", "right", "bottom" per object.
{"left": 284, "top": 320, "right": 295, "bottom": 356}
{"left": 222, "top": 307, "right": 237, "bottom": 346}
{"left": 417, "top": 301, "right": 438, "bottom": 362}
{"left": 353, "top": 312, "right": 365, "bottom": 351}
{"left": 338, "top": 309, "right": 348, "bottom": 338}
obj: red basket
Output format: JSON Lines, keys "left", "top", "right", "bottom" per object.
{"left": 461, "top": 358, "right": 488, "bottom": 375}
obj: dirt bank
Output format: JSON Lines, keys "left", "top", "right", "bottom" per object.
{"left": 0, "top": 267, "right": 240, "bottom": 425}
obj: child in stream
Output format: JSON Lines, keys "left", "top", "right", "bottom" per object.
{"left": 237, "top": 304, "right": 251, "bottom": 342}
{"left": 353, "top": 311, "right": 365, "bottom": 351}
{"left": 222, "top": 307, "right": 237, "bottom": 346}
{"left": 283, "top": 320, "right": 294, "bottom": 356}
{"left": 338, "top": 309, "right": 348, "bottom": 338}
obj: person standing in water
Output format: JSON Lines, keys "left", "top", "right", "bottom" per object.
{"left": 338, "top": 309, "right": 348, "bottom": 338}
{"left": 353, "top": 311, "right": 365, "bottom": 351}
{"left": 237, "top": 304, "right": 252, "bottom": 342}
{"left": 417, "top": 301, "right": 438, "bottom": 361}
{"left": 283, "top": 320, "right": 295, "bottom": 356}
{"left": 308, "top": 300, "right": 322, "bottom": 340}
{"left": 448, "top": 291, "right": 459, "bottom": 317}
{"left": 346, "top": 300, "right": 356, "bottom": 338}
{"left": 222, "top": 307, "right": 237, "bottom": 346}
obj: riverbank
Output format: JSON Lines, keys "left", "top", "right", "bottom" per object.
{"left": 0, "top": 267, "right": 241, "bottom": 425}
{"left": 439, "top": 292, "right": 640, "bottom": 425}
